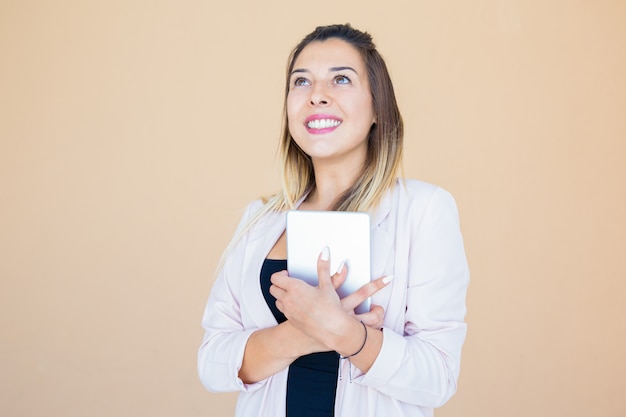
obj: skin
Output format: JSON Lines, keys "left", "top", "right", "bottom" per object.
{"left": 238, "top": 39, "right": 389, "bottom": 385}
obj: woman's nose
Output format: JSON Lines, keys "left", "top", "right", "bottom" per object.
{"left": 310, "top": 97, "right": 329, "bottom": 105}
{"left": 309, "top": 85, "right": 330, "bottom": 106}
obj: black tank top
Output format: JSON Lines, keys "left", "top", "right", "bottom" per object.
{"left": 259, "top": 258, "right": 339, "bottom": 417}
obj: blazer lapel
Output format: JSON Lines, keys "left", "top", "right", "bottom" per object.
{"left": 238, "top": 196, "right": 308, "bottom": 329}
{"left": 240, "top": 209, "right": 287, "bottom": 329}
{"left": 369, "top": 182, "right": 398, "bottom": 315}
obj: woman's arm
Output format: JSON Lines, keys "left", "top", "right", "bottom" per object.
{"left": 198, "top": 201, "right": 264, "bottom": 393}
{"left": 238, "top": 320, "right": 325, "bottom": 383}
{"left": 357, "top": 187, "right": 470, "bottom": 407}
{"left": 241, "top": 261, "right": 388, "bottom": 383}
{"left": 268, "top": 249, "right": 391, "bottom": 374}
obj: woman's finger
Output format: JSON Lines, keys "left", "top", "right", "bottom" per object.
{"left": 269, "top": 270, "right": 290, "bottom": 289}
{"left": 316, "top": 246, "right": 332, "bottom": 289}
{"left": 330, "top": 261, "right": 347, "bottom": 290}
{"left": 269, "top": 282, "right": 286, "bottom": 299}
{"left": 355, "top": 304, "right": 385, "bottom": 328}
{"left": 341, "top": 275, "right": 393, "bottom": 311}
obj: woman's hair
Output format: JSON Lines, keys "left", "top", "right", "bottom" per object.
{"left": 268, "top": 23, "right": 404, "bottom": 213}
{"left": 218, "top": 24, "right": 403, "bottom": 270}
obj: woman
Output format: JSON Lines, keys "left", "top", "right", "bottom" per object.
{"left": 198, "top": 24, "right": 469, "bottom": 417}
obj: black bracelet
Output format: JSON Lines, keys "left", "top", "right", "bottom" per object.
{"left": 339, "top": 321, "right": 368, "bottom": 359}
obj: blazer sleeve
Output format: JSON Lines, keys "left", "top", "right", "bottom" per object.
{"left": 358, "top": 187, "right": 470, "bottom": 407}
{"left": 197, "top": 200, "right": 267, "bottom": 393}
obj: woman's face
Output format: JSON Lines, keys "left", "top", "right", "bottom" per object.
{"left": 287, "top": 38, "right": 375, "bottom": 167}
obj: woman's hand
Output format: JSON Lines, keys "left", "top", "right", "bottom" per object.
{"left": 333, "top": 262, "right": 390, "bottom": 329}
{"left": 269, "top": 246, "right": 390, "bottom": 349}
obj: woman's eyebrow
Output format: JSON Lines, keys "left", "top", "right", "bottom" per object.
{"left": 290, "top": 68, "right": 309, "bottom": 76}
{"left": 329, "top": 66, "right": 358, "bottom": 74}
{"left": 290, "top": 66, "right": 358, "bottom": 76}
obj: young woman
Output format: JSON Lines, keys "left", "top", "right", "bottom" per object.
{"left": 198, "top": 24, "right": 469, "bottom": 417}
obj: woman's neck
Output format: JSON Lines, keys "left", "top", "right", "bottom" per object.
{"left": 301, "top": 160, "right": 363, "bottom": 211}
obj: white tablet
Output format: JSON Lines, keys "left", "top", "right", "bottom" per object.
{"left": 286, "top": 210, "right": 371, "bottom": 314}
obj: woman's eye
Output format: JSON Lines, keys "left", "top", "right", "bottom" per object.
{"left": 294, "top": 78, "right": 310, "bottom": 86}
{"left": 334, "top": 75, "right": 351, "bottom": 84}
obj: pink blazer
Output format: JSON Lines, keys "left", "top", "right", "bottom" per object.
{"left": 198, "top": 179, "right": 469, "bottom": 417}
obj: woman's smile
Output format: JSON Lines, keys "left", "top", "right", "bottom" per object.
{"left": 305, "top": 114, "right": 343, "bottom": 134}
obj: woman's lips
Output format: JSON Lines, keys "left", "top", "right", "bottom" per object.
{"left": 305, "top": 115, "right": 342, "bottom": 134}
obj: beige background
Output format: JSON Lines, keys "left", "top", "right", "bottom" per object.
{"left": 1, "top": 1, "right": 625, "bottom": 416}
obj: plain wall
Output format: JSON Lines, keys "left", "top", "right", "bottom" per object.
{"left": 1, "top": 1, "right": 625, "bottom": 416}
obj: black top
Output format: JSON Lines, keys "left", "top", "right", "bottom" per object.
{"left": 260, "top": 258, "right": 339, "bottom": 417}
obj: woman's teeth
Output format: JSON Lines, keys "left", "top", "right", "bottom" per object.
{"left": 307, "top": 119, "right": 341, "bottom": 129}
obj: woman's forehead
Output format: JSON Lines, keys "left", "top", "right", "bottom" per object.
{"left": 293, "top": 39, "right": 365, "bottom": 72}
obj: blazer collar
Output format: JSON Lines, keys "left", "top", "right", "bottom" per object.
{"left": 369, "top": 178, "right": 398, "bottom": 227}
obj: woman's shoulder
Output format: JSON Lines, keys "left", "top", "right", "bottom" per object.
{"left": 392, "top": 178, "right": 458, "bottom": 210}
{"left": 236, "top": 194, "right": 286, "bottom": 231}
{"left": 394, "top": 178, "right": 445, "bottom": 198}
{"left": 242, "top": 198, "right": 265, "bottom": 215}
{"left": 399, "top": 178, "right": 438, "bottom": 193}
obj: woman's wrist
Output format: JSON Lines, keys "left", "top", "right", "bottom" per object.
{"left": 331, "top": 316, "right": 369, "bottom": 358}
{"left": 339, "top": 321, "right": 368, "bottom": 359}
{"left": 326, "top": 316, "right": 384, "bottom": 375}
{"left": 279, "top": 320, "right": 330, "bottom": 357}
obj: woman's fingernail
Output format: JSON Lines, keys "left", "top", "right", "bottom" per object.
{"left": 320, "top": 246, "right": 330, "bottom": 261}
{"left": 382, "top": 275, "right": 394, "bottom": 284}
{"left": 335, "top": 261, "right": 345, "bottom": 275}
